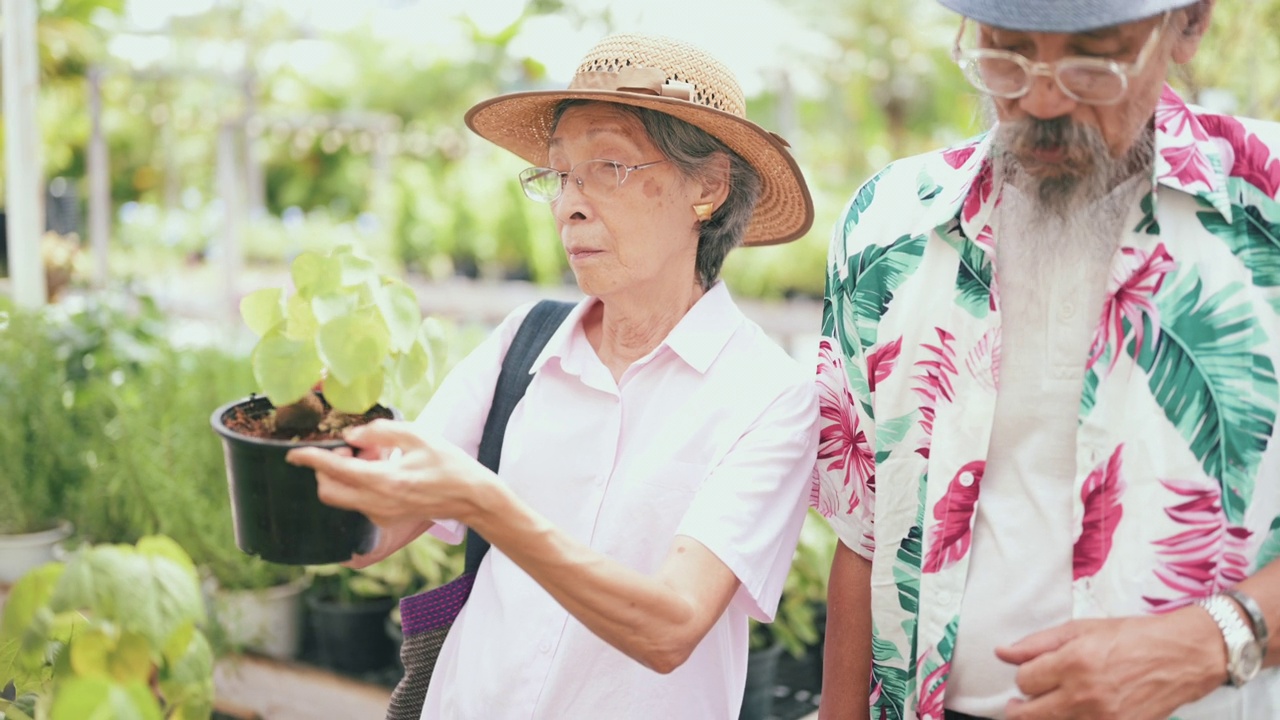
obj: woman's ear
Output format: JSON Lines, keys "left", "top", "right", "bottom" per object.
{"left": 697, "top": 152, "right": 732, "bottom": 209}
{"left": 1170, "top": 0, "right": 1215, "bottom": 65}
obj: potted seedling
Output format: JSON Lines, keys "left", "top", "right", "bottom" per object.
{"left": 211, "top": 246, "right": 446, "bottom": 566}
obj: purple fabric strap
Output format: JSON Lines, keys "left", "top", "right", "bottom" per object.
{"left": 399, "top": 573, "right": 477, "bottom": 637}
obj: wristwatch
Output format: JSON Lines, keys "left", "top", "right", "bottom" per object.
{"left": 1223, "top": 587, "right": 1270, "bottom": 650}
{"left": 1196, "top": 593, "right": 1264, "bottom": 687}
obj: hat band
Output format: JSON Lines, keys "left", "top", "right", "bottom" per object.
{"left": 567, "top": 66, "right": 694, "bottom": 102}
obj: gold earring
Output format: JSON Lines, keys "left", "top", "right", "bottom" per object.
{"left": 693, "top": 202, "right": 714, "bottom": 222}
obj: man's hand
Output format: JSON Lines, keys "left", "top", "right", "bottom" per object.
{"left": 996, "top": 606, "right": 1228, "bottom": 720}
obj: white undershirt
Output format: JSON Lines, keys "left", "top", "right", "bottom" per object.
{"left": 946, "top": 175, "right": 1145, "bottom": 718}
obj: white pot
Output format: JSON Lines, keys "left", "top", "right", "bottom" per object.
{"left": 209, "top": 576, "right": 309, "bottom": 660}
{"left": 0, "top": 521, "right": 73, "bottom": 585}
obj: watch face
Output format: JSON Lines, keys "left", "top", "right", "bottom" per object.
{"left": 1237, "top": 642, "right": 1264, "bottom": 683}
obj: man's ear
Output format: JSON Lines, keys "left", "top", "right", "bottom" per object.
{"left": 1171, "top": 0, "right": 1215, "bottom": 64}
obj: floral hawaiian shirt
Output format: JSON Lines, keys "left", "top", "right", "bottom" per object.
{"left": 814, "top": 85, "right": 1280, "bottom": 720}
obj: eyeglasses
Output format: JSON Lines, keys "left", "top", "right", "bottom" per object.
{"left": 518, "top": 159, "right": 668, "bottom": 203}
{"left": 951, "top": 11, "right": 1170, "bottom": 106}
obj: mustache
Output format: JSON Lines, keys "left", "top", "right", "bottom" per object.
{"left": 997, "top": 116, "right": 1110, "bottom": 173}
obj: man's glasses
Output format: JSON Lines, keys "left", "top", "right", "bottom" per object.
{"left": 951, "top": 11, "right": 1170, "bottom": 106}
{"left": 518, "top": 159, "right": 668, "bottom": 203}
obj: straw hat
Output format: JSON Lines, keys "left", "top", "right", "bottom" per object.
{"left": 465, "top": 33, "right": 814, "bottom": 246}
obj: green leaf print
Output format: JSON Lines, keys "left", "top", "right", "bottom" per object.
{"left": 1135, "top": 191, "right": 1160, "bottom": 235}
{"left": 1255, "top": 517, "right": 1280, "bottom": 572}
{"left": 1080, "top": 367, "right": 1101, "bottom": 416}
{"left": 875, "top": 412, "right": 920, "bottom": 464}
{"left": 893, "top": 474, "right": 928, "bottom": 618}
{"left": 839, "top": 234, "right": 928, "bottom": 353}
{"left": 1198, "top": 192, "right": 1280, "bottom": 313}
{"left": 945, "top": 235, "right": 994, "bottom": 319}
{"left": 843, "top": 168, "right": 887, "bottom": 235}
{"left": 1131, "top": 273, "right": 1279, "bottom": 524}
{"left": 871, "top": 627, "right": 910, "bottom": 720}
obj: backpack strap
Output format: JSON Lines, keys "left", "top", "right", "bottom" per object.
{"left": 465, "top": 299, "right": 575, "bottom": 574}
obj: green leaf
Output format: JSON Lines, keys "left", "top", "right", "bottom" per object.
{"left": 1255, "top": 517, "right": 1280, "bottom": 572}
{"left": 395, "top": 341, "right": 431, "bottom": 391}
{"left": 1199, "top": 192, "right": 1280, "bottom": 313}
{"left": 1133, "top": 273, "right": 1280, "bottom": 523}
{"left": 48, "top": 677, "right": 162, "bottom": 720}
{"left": 251, "top": 326, "right": 323, "bottom": 408}
{"left": 158, "top": 632, "right": 213, "bottom": 720}
{"left": 324, "top": 371, "right": 384, "bottom": 415}
{"left": 376, "top": 281, "right": 422, "bottom": 353}
{"left": 239, "top": 288, "right": 284, "bottom": 337}
{"left": 290, "top": 251, "right": 342, "bottom": 299}
{"left": 108, "top": 633, "right": 152, "bottom": 684}
{"left": 134, "top": 536, "right": 197, "bottom": 581}
{"left": 420, "top": 318, "right": 449, "bottom": 381}
{"left": 838, "top": 234, "right": 927, "bottom": 354}
{"left": 874, "top": 411, "right": 919, "bottom": 464}
{"left": 50, "top": 544, "right": 205, "bottom": 654}
{"left": 336, "top": 252, "right": 379, "bottom": 289}
{"left": 68, "top": 629, "right": 111, "bottom": 678}
{"left": 842, "top": 168, "right": 885, "bottom": 233}
{"left": 870, "top": 624, "right": 910, "bottom": 720}
{"left": 311, "top": 292, "right": 360, "bottom": 325}
{"left": 949, "top": 235, "right": 994, "bottom": 319}
{"left": 1, "top": 564, "right": 63, "bottom": 643}
{"left": 317, "top": 309, "right": 391, "bottom": 385}
{"left": 284, "top": 293, "right": 319, "bottom": 342}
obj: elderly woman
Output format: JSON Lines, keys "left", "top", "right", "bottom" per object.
{"left": 288, "top": 34, "right": 817, "bottom": 719}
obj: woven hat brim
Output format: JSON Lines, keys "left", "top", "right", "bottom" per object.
{"left": 464, "top": 90, "right": 815, "bottom": 247}
{"left": 936, "top": 0, "right": 1197, "bottom": 32}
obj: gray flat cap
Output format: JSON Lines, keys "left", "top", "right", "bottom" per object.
{"left": 937, "top": 0, "right": 1198, "bottom": 32}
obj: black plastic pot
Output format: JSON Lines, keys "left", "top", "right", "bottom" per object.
{"left": 306, "top": 593, "right": 398, "bottom": 674}
{"left": 210, "top": 395, "right": 393, "bottom": 565}
{"left": 739, "top": 641, "right": 785, "bottom": 720}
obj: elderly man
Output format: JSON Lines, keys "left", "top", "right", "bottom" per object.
{"left": 814, "top": 1, "right": 1280, "bottom": 719}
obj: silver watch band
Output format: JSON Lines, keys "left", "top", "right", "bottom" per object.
{"left": 1224, "top": 587, "right": 1270, "bottom": 647}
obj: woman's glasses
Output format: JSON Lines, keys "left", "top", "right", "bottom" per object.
{"left": 519, "top": 159, "right": 668, "bottom": 203}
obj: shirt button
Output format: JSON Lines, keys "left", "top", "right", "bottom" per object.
{"left": 539, "top": 640, "right": 551, "bottom": 653}
{"left": 1058, "top": 303, "right": 1076, "bottom": 321}
{"left": 938, "top": 590, "right": 955, "bottom": 606}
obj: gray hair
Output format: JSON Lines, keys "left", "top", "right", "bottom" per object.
{"left": 551, "top": 100, "right": 762, "bottom": 289}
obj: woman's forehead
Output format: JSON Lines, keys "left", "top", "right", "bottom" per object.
{"left": 550, "top": 106, "right": 649, "bottom": 148}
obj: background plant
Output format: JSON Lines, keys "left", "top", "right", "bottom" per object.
{"left": 0, "top": 535, "right": 214, "bottom": 720}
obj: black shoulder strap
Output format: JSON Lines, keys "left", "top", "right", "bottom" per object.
{"left": 464, "top": 299, "right": 575, "bottom": 574}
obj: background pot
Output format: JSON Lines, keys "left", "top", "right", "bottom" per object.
{"left": 0, "top": 521, "right": 73, "bottom": 584}
{"left": 210, "top": 396, "right": 391, "bottom": 565}
{"left": 739, "top": 641, "right": 785, "bottom": 720}
{"left": 306, "top": 593, "right": 398, "bottom": 674}
{"left": 208, "top": 575, "right": 309, "bottom": 660}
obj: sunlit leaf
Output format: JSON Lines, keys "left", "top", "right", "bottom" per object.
{"left": 251, "top": 326, "right": 323, "bottom": 408}
{"left": 316, "top": 309, "right": 391, "bottom": 385}
{"left": 375, "top": 280, "right": 422, "bottom": 353}
{"left": 310, "top": 292, "right": 359, "bottom": 325}
{"left": 291, "top": 251, "right": 342, "bottom": 299}
{"left": 238, "top": 288, "right": 284, "bottom": 337}
{"left": 108, "top": 633, "right": 151, "bottom": 684}
{"left": 323, "top": 370, "right": 383, "bottom": 415}
{"left": 285, "top": 293, "right": 319, "bottom": 342}
{"left": 68, "top": 629, "right": 111, "bottom": 678}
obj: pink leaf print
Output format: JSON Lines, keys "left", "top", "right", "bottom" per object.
{"left": 1073, "top": 446, "right": 1126, "bottom": 580}
{"left": 964, "top": 327, "right": 1002, "bottom": 393}
{"left": 809, "top": 467, "right": 838, "bottom": 519}
{"left": 922, "top": 461, "right": 985, "bottom": 573}
{"left": 1160, "top": 143, "right": 1216, "bottom": 191}
{"left": 817, "top": 338, "right": 875, "bottom": 513}
{"left": 943, "top": 143, "right": 978, "bottom": 169}
{"left": 1143, "top": 478, "right": 1254, "bottom": 612}
{"left": 1088, "top": 244, "right": 1176, "bottom": 371}
{"left": 1200, "top": 113, "right": 1280, "bottom": 198}
{"left": 1154, "top": 85, "right": 1208, "bottom": 141}
{"left": 911, "top": 328, "right": 959, "bottom": 458}
{"left": 917, "top": 662, "right": 948, "bottom": 720}
{"left": 961, "top": 161, "right": 995, "bottom": 226}
{"left": 866, "top": 337, "right": 903, "bottom": 393}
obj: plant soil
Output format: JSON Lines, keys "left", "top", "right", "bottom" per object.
{"left": 225, "top": 396, "right": 394, "bottom": 442}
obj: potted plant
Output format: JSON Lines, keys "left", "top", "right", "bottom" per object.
{"left": 0, "top": 303, "right": 80, "bottom": 583}
{"left": 0, "top": 535, "right": 215, "bottom": 720}
{"left": 210, "top": 245, "right": 446, "bottom": 566}
{"left": 303, "top": 559, "right": 410, "bottom": 675}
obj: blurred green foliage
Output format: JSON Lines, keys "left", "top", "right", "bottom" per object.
{"left": 5, "top": 0, "right": 1280, "bottom": 301}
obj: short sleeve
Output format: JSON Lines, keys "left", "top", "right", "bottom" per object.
{"left": 675, "top": 376, "right": 819, "bottom": 622}
{"left": 417, "top": 302, "right": 536, "bottom": 544}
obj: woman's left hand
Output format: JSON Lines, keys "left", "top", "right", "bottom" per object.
{"left": 285, "top": 419, "right": 498, "bottom": 526}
